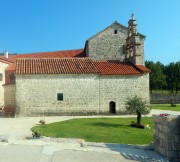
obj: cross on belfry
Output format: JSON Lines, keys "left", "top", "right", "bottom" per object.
{"left": 131, "top": 13, "right": 135, "bottom": 20}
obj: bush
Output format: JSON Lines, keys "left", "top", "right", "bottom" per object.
{"left": 39, "top": 119, "right": 46, "bottom": 125}
{"left": 32, "top": 130, "right": 41, "bottom": 138}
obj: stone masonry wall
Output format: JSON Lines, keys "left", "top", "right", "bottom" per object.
{"left": 153, "top": 115, "right": 180, "bottom": 161}
{"left": 0, "top": 62, "right": 9, "bottom": 106}
{"left": 15, "top": 73, "right": 149, "bottom": 116}
{"left": 150, "top": 93, "right": 180, "bottom": 104}
{"left": 87, "top": 23, "right": 128, "bottom": 60}
{"left": 15, "top": 74, "right": 100, "bottom": 117}
{"left": 4, "top": 84, "right": 16, "bottom": 106}
{"left": 99, "top": 74, "right": 150, "bottom": 114}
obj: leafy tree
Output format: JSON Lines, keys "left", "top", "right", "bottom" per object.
{"left": 164, "top": 61, "right": 180, "bottom": 106}
{"left": 125, "top": 96, "right": 149, "bottom": 125}
{"left": 145, "top": 61, "right": 166, "bottom": 92}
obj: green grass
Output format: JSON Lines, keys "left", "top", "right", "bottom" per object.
{"left": 32, "top": 117, "right": 153, "bottom": 145}
{"left": 152, "top": 104, "right": 180, "bottom": 111}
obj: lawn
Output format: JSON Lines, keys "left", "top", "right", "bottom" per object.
{"left": 32, "top": 117, "right": 153, "bottom": 145}
{"left": 151, "top": 104, "right": 180, "bottom": 111}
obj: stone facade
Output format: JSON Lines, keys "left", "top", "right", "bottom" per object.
{"left": 15, "top": 74, "right": 99, "bottom": 116}
{"left": 86, "top": 22, "right": 128, "bottom": 61}
{"left": 15, "top": 73, "right": 149, "bottom": 117}
{"left": 99, "top": 74, "right": 149, "bottom": 114}
{"left": 124, "top": 14, "right": 145, "bottom": 65}
{"left": 4, "top": 84, "right": 16, "bottom": 106}
{"left": 0, "top": 14, "right": 149, "bottom": 117}
{"left": 0, "top": 62, "right": 9, "bottom": 105}
{"left": 125, "top": 35, "right": 145, "bottom": 65}
{"left": 152, "top": 115, "right": 180, "bottom": 161}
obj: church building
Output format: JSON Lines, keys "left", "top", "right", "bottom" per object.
{"left": 0, "top": 14, "right": 150, "bottom": 117}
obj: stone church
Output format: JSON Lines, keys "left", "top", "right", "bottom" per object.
{"left": 0, "top": 14, "right": 150, "bottom": 117}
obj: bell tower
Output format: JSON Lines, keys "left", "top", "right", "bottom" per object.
{"left": 125, "top": 13, "right": 145, "bottom": 65}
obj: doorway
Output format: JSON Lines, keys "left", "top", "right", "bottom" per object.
{"left": 109, "top": 101, "right": 116, "bottom": 114}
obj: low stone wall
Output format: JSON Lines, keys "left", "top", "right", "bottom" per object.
{"left": 152, "top": 115, "right": 180, "bottom": 161}
{"left": 150, "top": 94, "right": 180, "bottom": 104}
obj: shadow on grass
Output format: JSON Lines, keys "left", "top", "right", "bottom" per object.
{"left": 88, "top": 122, "right": 131, "bottom": 128}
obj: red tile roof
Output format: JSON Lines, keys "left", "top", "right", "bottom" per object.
{"left": 0, "top": 57, "right": 13, "bottom": 64}
{"left": 16, "top": 58, "right": 99, "bottom": 75}
{"left": 15, "top": 58, "right": 149, "bottom": 75}
{"left": 93, "top": 61, "right": 149, "bottom": 75}
{"left": 0, "top": 49, "right": 85, "bottom": 63}
{"left": 135, "top": 65, "right": 151, "bottom": 73}
{"left": 1, "top": 48, "right": 149, "bottom": 86}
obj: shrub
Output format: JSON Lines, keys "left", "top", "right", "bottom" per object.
{"left": 125, "top": 96, "right": 149, "bottom": 126}
{"left": 32, "top": 130, "right": 41, "bottom": 138}
{"left": 39, "top": 119, "right": 46, "bottom": 125}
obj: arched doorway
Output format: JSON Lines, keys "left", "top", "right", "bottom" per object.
{"left": 109, "top": 101, "right": 116, "bottom": 114}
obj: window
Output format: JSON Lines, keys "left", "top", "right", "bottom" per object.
{"left": 9, "top": 73, "right": 15, "bottom": 82}
{"left": 57, "top": 93, "right": 63, "bottom": 101}
{"left": 114, "top": 30, "right": 117, "bottom": 34}
{"left": 0, "top": 73, "right": 2, "bottom": 81}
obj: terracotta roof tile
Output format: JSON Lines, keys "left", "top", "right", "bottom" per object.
{"left": 0, "top": 57, "right": 13, "bottom": 64}
{"left": 93, "top": 61, "right": 148, "bottom": 75}
{"left": 0, "top": 49, "right": 85, "bottom": 63}
{"left": 16, "top": 58, "right": 99, "bottom": 75}
{"left": 15, "top": 58, "right": 149, "bottom": 75}
{"left": 135, "top": 65, "right": 151, "bottom": 73}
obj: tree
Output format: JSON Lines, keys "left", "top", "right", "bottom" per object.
{"left": 164, "top": 61, "right": 180, "bottom": 106}
{"left": 125, "top": 96, "right": 149, "bottom": 126}
{"left": 145, "top": 61, "right": 166, "bottom": 92}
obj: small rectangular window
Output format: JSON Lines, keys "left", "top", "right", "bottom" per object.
{"left": 57, "top": 93, "right": 63, "bottom": 101}
{"left": 114, "top": 30, "right": 117, "bottom": 34}
{"left": 0, "top": 74, "right": 3, "bottom": 81}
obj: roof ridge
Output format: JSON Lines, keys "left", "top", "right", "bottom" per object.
{"left": 87, "top": 21, "right": 128, "bottom": 41}
{"left": 18, "top": 48, "right": 84, "bottom": 55}
{"left": 0, "top": 57, "right": 14, "bottom": 64}
{"left": 16, "top": 57, "right": 90, "bottom": 61}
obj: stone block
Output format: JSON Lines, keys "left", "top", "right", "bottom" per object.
{"left": 153, "top": 129, "right": 159, "bottom": 136}
{"left": 157, "top": 124, "right": 163, "bottom": 131}
{"left": 172, "top": 143, "right": 180, "bottom": 151}
{"left": 164, "top": 141, "right": 175, "bottom": 151}
{"left": 166, "top": 151, "right": 177, "bottom": 158}
{"left": 153, "top": 115, "right": 163, "bottom": 123}
{"left": 157, "top": 147, "right": 166, "bottom": 156}
{"left": 174, "top": 135, "right": 180, "bottom": 143}
{"left": 159, "top": 132, "right": 166, "bottom": 141}
{"left": 162, "top": 126, "right": 169, "bottom": 133}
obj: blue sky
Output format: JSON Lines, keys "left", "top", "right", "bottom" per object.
{"left": 0, "top": 0, "right": 179, "bottom": 65}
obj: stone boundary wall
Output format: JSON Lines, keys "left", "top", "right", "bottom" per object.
{"left": 150, "top": 94, "right": 180, "bottom": 104}
{"left": 152, "top": 115, "right": 180, "bottom": 161}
